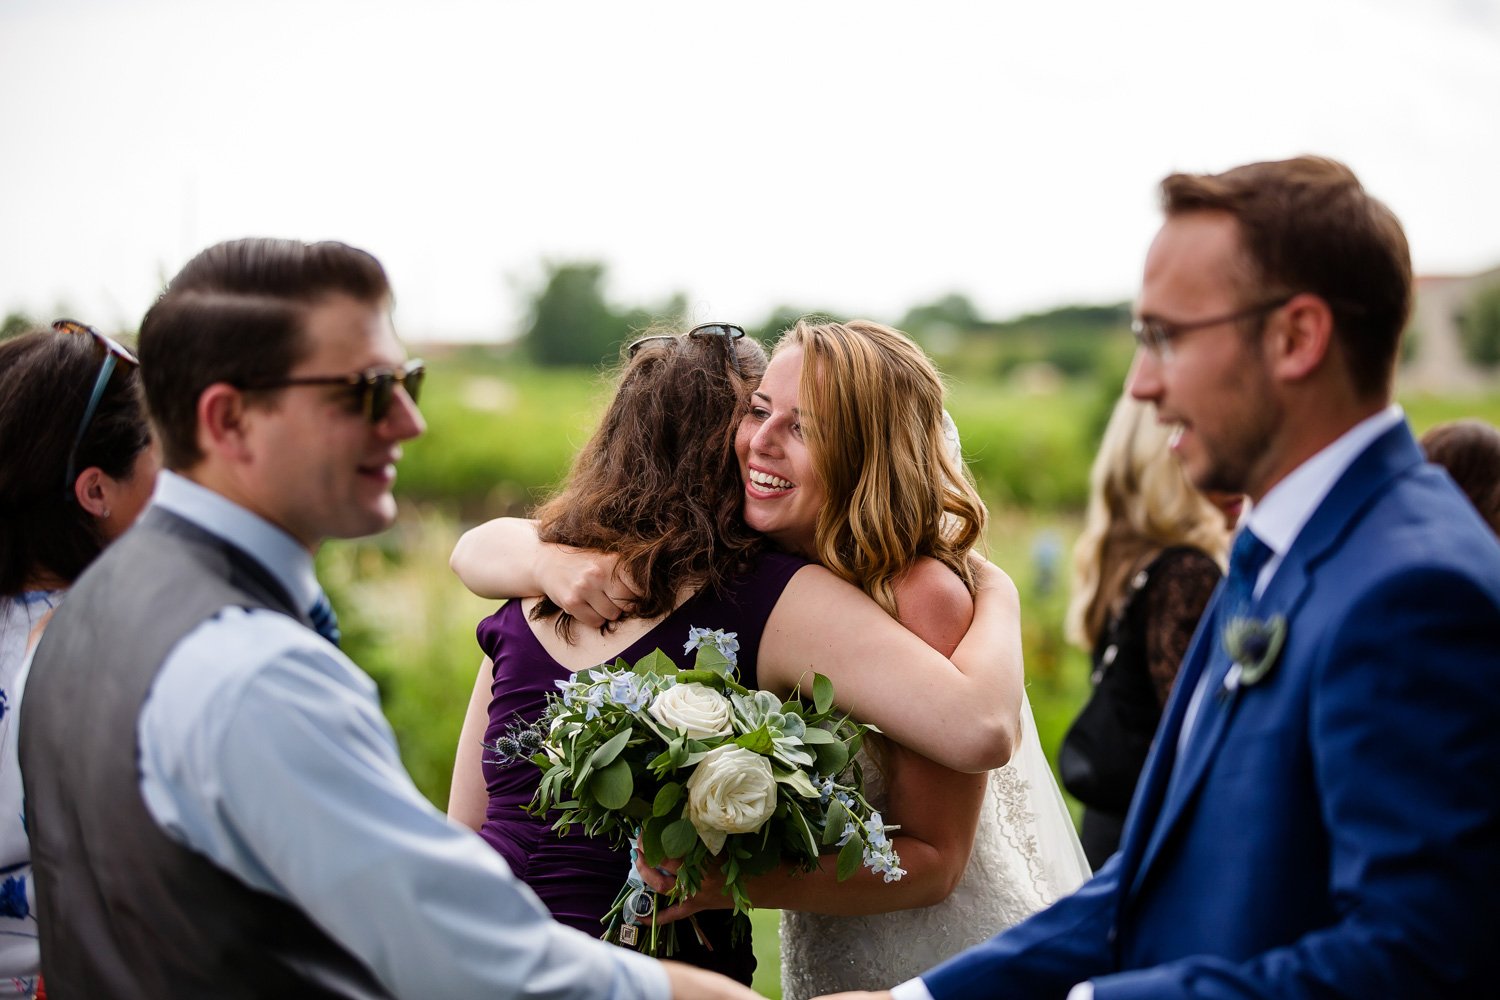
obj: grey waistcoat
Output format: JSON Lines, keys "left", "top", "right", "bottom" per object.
{"left": 20, "top": 507, "right": 392, "bottom": 999}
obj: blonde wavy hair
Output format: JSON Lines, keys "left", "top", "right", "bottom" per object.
{"left": 776, "top": 319, "right": 987, "bottom": 618}
{"left": 1065, "top": 394, "right": 1231, "bottom": 649}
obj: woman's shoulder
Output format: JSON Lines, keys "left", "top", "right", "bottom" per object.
{"left": 894, "top": 557, "right": 973, "bottom": 652}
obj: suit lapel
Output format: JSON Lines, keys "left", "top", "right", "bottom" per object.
{"left": 1120, "top": 421, "right": 1425, "bottom": 902}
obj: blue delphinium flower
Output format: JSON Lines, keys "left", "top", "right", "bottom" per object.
{"left": 814, "top": 773, "right": 837, "bottom": 807}
{"left": 683, "top": 627, "right": 740, "bottom": 668}
{"left": 606, "top": 671, "right": 650, "bottom": 714}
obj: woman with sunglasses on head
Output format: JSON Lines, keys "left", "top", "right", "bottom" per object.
{"left": 0, "top": 322, "right": 158, "bottom": 998}
{"left": 448, "top": 323, "right": 1025, "bottom": 983}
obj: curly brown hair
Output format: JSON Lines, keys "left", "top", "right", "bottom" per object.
{"left": 531, "top": 328, "right": 767, "bottom": 638}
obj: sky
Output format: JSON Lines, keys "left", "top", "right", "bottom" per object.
{"left": 3, "top": 0, "right": 1498, "bottom": 343}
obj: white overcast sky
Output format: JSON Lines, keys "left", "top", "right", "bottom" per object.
{"left": 3, "top": 0, "right": 1498, "bottom": 342}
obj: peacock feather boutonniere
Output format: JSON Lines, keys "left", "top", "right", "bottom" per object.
{"left": 1219, "top": 614, "right": 1288, "bottom": 700}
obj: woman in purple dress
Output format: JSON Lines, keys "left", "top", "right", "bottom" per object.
{"left": 449, "top": 326, "right": 1023, "bottom": 983}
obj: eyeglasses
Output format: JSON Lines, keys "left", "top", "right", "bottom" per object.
{"left": 627, "top": 323, "right": 747, "bottom": 375}
{"left": 55, "top": 319, "right": 141, "bottom": 492}
{"left": 1131, "top": 294, "right": 1297, "bottom": 361}
{"left": 237, "top": 359, "right": 426, "bottom": 423}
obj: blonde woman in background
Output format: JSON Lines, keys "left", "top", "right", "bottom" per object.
{"left": 1059, "top": 393, "right": 1236, "bottom": 869}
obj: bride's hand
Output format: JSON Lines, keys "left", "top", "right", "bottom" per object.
{"left": 538, "top": 547, "right": 641, "bottom": 628}
{"left": 633, "top": 852, "right": 730, "bottom": 923}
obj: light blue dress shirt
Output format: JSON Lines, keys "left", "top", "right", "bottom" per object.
{"left": 136, "top": 472, "right": 670, "bottom": 1000}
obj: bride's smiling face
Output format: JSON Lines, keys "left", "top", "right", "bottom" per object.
{"left": 734, "top": 346, "right": 826, "bottom": 557}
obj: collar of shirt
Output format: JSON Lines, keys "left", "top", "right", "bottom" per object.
{"left": 150, "top": 471, "right": 321, "bottom": 613}
{"left": 1241, "top": 404, "right": 1404, "bottom": 597}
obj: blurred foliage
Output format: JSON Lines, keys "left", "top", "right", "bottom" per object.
{"left": 518, "top": 261, "right": 688, "bottom": 367}
{"left": 1458, "top": 282, "right": 1500, "bottom": 369}
{"left": 1, "top": 311, "right": 36, "bottom": 341}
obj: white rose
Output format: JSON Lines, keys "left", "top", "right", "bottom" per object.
{"left": 648, "top": 683, "right": 733, "bottom": 740}
{"left": 685, "top": 745, "right": 777, "bottom": 854}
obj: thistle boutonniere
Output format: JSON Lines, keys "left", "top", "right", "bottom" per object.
{"left": 1219, "top": 614, "right": 1288, "bottom": 699}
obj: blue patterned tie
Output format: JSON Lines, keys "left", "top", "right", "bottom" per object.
{"left": 308, "top": 591, "right": 342, "bottom": 648}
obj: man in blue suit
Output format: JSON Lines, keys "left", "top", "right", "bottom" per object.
{"left": 823, "top": 157, "right": 1500, "bottom": 998}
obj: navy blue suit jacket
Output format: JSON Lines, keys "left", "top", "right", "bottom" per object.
{"left": 922, "top": 421, "right": 1500, "bottom": 998}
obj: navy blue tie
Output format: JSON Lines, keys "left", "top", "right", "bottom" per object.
{"left": 1168, "top": 526, "right": 1274, "bottom": 794}
{"left": 1221, "top": 527, "right": 1274, "bottom": 625}
{"left": 308, "top": 591, "right": 342, "bottom": 648}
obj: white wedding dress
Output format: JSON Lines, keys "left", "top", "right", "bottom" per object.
{"left": 778, "top": 693, "right": 1090, "bottom": 999}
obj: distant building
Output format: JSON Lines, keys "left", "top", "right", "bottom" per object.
{"left": 1403, "top": 265, "right": 1500, "bottom": 393}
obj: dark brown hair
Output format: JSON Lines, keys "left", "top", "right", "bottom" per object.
{"left": 530, "top": 330, "right": 767, "bottom": 638}
{"left": 139, "top": 238, "right": 392, "bottom": 470}
{"left": 1160, "top": 156, "right": 1411, "bottom": 400}
{"left": 0, "top": 328, "right": 151, "bottom": 594}
{"left": 1421, "top": 419, "right": 1500, "bottom": 535}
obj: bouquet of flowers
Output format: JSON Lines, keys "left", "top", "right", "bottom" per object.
{"left": 524, "top": 627, "right": 902, "bottom": 955}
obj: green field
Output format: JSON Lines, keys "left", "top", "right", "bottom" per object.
{"left": 324, "top": 351, "right": 1499, "bottom": 998}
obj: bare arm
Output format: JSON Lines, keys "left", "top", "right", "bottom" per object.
{"left": 644, "top": 559, "right": 988, "bottom": 917}
{"left": 449, "top": 517, "right": 639, "bottom": 628}
{"left": 446, "top": 657, "right": 494, "bottom": 831}
{"left": 758, "top": 558, "right": 1022, "bottom": 773}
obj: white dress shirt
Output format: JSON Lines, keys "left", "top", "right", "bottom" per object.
{"left": 136, "top": 471, "right": 669, "bottom": 1000}
{"left": 894, "top": 406, "right": 1404, "bottom": 1000}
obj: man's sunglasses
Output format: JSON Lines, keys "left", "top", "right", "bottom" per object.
{"left": 238, "top": 359, "right": 426, "bottom": 423}
{"left": 54, "top": 319, "right": 141, "bottom": 493}
{"left": 627, "top": 323, "right": 747, "bottom": 375}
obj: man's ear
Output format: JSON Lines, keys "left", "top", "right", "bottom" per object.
{"left": 197, "top": 383, "right": 256, "bottom": 462}
{"left": 1268, "top": 293, "right": 1335, "bottom": 383}
{"left": 71, "top": 466, "right": 111, "bottom": 520}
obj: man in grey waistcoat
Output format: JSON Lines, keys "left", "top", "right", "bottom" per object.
{"left": 20, "top": 238, "right": 760, "bottom": 1000}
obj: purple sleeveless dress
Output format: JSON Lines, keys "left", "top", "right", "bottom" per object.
{"left": 474, "top": 550, "right": 806, "bottom": 984}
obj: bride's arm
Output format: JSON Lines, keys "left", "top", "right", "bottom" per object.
{"left": 645, "top": 560, "right": 989, "bottom": 917}
{"left": 758, "top": 558, "right": 1023, "bottom": 773}
{"left": 449, "top": 517, "right": 638, "bottom": 628}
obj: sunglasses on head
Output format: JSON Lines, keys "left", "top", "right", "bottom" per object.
{"left": 627, "top": 323, "right": 747, "bottom": 375}
{"left": 54, "top": 319, "right": 141, "bottom": 494}
{"left": 238, "top": 359, "right": 426, "bottom": 423}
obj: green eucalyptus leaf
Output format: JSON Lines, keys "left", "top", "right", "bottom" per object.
{"left": 653, "top": 783, "right": 684, "bottom": 817}
{"left": 799, "top": 726, "right": 837, "bottom": 745}
{"left": 590, "top": 727, "right": 633, "bottom": 769}
{"left": 822, "top": 796, "right": 850, "bottom": 846}
{"left": 640, "top": 816, "right": 667, "bottom": 867}
{"left": 788, "top": 802, "right": 820, "bottom": 859}
{"left": 662, "top": 817, "right": 699, "bottom": 858}
{"left": 634, "top": 649, "right": 678, "bottom": 676}
{"left": 775, "top": 767, "right": 820, "bottom": 799}
{"left": 735, "top": 725, "right": 775, "bottom": 755}
{"left": 812, "top": 673, "right": 834, "bottom": 715}
{"left": 836, "top": 833, "right": 864, "bottom": 881}
{"left": 589, "top": 758, "right": 633, "bottom": 810}
{"left": 694, "top": 645, "right": 733, "bottom": 677}
{"left": 813, "top": 739, "right": 849, "bottom": 775}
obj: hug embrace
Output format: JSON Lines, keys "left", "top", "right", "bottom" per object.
{"left": 9, "top": 153, "right": 1499, "bottom": 1000}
